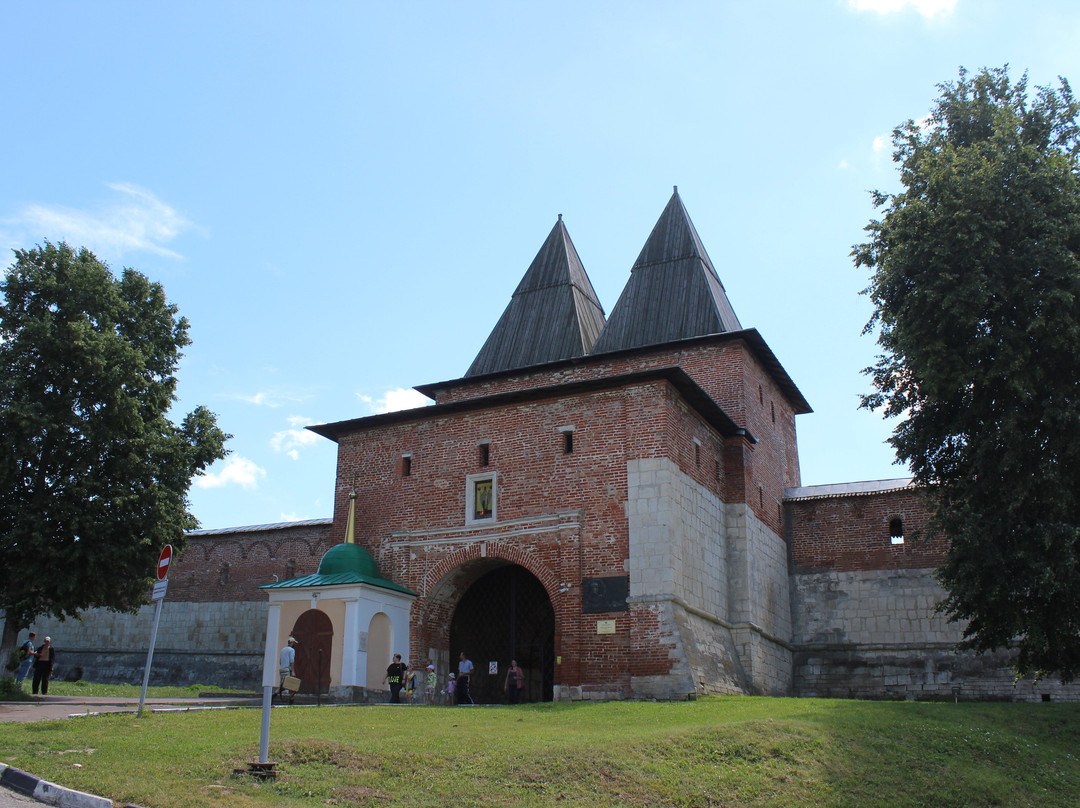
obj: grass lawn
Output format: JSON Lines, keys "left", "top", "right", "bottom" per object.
{"left": 43, "top": 681, "right": 251, "bottom": 698}
{"left": 0, "top": 696, "right": 1076, "bottom": 807}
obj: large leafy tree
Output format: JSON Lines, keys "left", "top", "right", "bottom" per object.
{"left": 0, "top": 243, "right": 229, "bottom": 653}
{"left": 855, "top": 67, "right": 1080, "bottom": 679}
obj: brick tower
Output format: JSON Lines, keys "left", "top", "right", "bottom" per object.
{"left": 310, "top": 189, "right": 811, "bottom": 700}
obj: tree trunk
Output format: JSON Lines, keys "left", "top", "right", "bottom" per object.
{"left": 1, "top": 614, "right": 23, "bottom": 664}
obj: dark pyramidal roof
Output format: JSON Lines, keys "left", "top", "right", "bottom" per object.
{"left": 590, "top": 187, "right": 741, "bottom": 354}
{"left": 465, "top": 215, "right": 606, "bottom": 378}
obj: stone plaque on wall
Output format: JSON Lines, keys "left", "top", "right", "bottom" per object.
{"left": 582, "top": 576, "right": 629, "bottom": 613}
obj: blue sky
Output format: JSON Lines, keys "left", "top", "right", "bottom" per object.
{"left": 3, "top": 1, "right": 1079, "bottom": 531}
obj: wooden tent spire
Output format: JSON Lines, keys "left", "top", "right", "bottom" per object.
{"left": 590, "top": 189, "right": 742, "bottom": 355}
{"left": 465, "top": 216, "right": 606, "bottom": 378}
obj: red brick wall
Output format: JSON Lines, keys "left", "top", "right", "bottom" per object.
{"left": 330, "top": 374, "right": 753, "bottom": 692}
{"left": 419, "top": 337, "right": 800, "bottom": 536}
{"left": 787, "top": 489, "right": 945, "bottom": 572}
{"left": 171, "top": 522, "right": 333, "bottom": 602}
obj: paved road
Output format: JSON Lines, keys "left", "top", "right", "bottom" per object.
{"left": 0, "top": 694, "right": 261, "bottom": 723}
{"left": 0, "top": 787, "right": 37, "bottom": 808}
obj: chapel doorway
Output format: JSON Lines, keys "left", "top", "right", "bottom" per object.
{"left": 448, "top": 564, "right": 555, "bottom": 704}
{"left": 291, "top": 609, "right": 333, "bottom": 695}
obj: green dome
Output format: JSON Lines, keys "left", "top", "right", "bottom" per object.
{"left": 317, "top": 543, "right": 379, "bottom": 577}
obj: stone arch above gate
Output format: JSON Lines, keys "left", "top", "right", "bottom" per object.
{"left": 413, "top": 543, "right": 560, "bottom": 669}
{"left": 421, "top": 540, "right": 560, "bottom": 600}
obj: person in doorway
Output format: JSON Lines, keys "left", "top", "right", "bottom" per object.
{"left": 425, "top": 664, "right": 437, "bottom": 705}
{"left": 383, "top": 653, "right": 408, "bottom": 703}
{"left": 32, "top": 636, "right": 55, "bottom": 695}
{"left": 278, "top": 636, "right": 298, "bottom": 704}
{"left": 504, "top": 659, "right": 525, "bottom": 704}
{"left": 456, "top": 651, "right": 474, "bottom": 705}
{"left": 444, "top": 672, "right": 456, "bottom": 705}
{"left": 15, "top": 632, "right": 36, "bottom": 687}
{"left": 404, "top": 667, "right": 418, "bottom": 703}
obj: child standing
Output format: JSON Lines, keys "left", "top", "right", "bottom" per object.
{"left": 425, "top": 664, "right": 437, "bottom": 705}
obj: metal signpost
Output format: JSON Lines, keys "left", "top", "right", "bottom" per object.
{"left": 138, "top": 545, "right": 172, "bottom": 717}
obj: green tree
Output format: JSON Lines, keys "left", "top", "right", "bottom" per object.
{"left": 0, "top": 243, "right": 229, "bottom": 654}
{"left": 854, "top": 67, "right": 1080, "bottom": 680}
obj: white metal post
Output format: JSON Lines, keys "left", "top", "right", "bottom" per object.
{"left": 137, "top": 596, "right": 164, "bottom": 717}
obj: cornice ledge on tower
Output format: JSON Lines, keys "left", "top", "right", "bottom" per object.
{"left": 417, "top": 328, "right": 811, "bottom": 415}
{"left": 308, "top": 366, "right": 752, "bottom": 444}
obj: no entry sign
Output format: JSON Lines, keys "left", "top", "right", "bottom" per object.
{"left": 157, "top": 544, "right": 173, "bottom": 580}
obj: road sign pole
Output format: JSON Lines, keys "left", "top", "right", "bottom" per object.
{"left": 138, "top": 545, "right": 173, "bottom": 717}
{"left": 138, "top": 595, "right": 164, "bottom": 717}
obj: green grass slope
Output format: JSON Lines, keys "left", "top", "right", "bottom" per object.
{"left": 1, "top": 697, "right": 1076, "bottom": 807}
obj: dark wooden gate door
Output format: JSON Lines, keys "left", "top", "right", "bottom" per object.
{"left": 291, "top": 609, "right": 334, "bottom": 694}
{"left": 449, "top": 564, "right": 555, "bottom": 704}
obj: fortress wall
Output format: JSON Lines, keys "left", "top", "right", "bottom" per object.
{"left": 15, "top": 521, "right": 334, "bottom": 689}
{"left": 790, "top": 567, "right": 1080, "bottom": 702}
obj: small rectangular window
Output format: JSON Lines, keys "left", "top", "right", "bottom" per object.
{"left": 693, "top": 438, "right": 701, "bottom": 467}
{"left": 402, "top": 455, "right": 412, "bottom": 476}
{"left": 479, "top": 443, "right": 490, "bottom": 466}
{"left": 559, "top": 426, "right": 575, "bottom": 454}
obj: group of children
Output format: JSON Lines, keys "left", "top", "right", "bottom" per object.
{"left": 386, "top": 660, "right": 465, "bottom": 705}
{"left": 395, "top": 663, "right": 457, "bottom": 705}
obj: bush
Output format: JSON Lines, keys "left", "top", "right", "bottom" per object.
{"left": 0, "top": 676, "right": 27, "bottom": 699}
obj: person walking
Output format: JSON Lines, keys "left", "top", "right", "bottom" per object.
{"left": 278, "top": 636, "right": 298, "bottom": 703}
{"left": 32, "top": 637, "right": 55, "bottom": 695}
{"left": 504, "top": 659, "right": 525, "bottom": 704}
{"left": 383, "top": 653, "right": 408, "bottom": 703}
{"left": 14, "top": 632, "right": 35, "bottom": 687}
{"left": 456, "top": 651, "right": 474, "bottom": 705}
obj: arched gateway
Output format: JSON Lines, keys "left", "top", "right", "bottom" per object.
{"left": 420, "top": 560, "right": 555, "bottom": 704}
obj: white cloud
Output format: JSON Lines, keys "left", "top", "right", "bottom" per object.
{"left": 271, "top": 415, "right": 321, "bottom": 460}
{"left": 225, "top": 388, "right": 311, "bottom": 408}
{"left": 194, "top": 455, "right": 266, "bottom": 490}
{"left": 872, "top": 134, "right": 890, "bottom": 154}
{"left": 358, "top": 387, "right": 433, "bottom": 414}
{"left": 6, "top": 182, "right": 198, "bottom": 260}
{"left": 848, "top": 0, "right": 957, "bottom": 18}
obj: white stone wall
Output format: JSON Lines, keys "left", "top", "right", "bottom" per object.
{"left": 791, "top": 569, "right": 1080, "bottom": 702}
{"left": 725, "top": 504, "right": 793, "bottom": 694}
{"left": 18, "top": 601, "right": 269, "bottom": 688}
{"left": 627, "top": 457, "right": 725, "bottom": 615}
{"left": 792, "top": 568, "right": 955, "bottom": 648}
{"left": 627, "top": 458, "right": 792, "bottom": 697}
{"left": 726, "top": 504, "right": 792, "bottom": 640}
{"left": 25, "top": 601, "right": 269, "bottom": 651}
